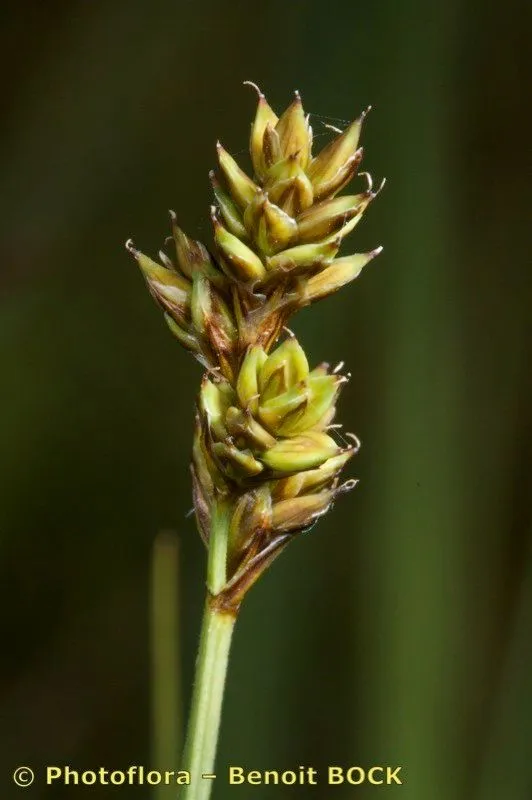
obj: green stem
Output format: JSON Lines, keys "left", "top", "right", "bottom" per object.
{"left": 206, "top": 500, "right": 231, "bottom": 595}
{"left": 180, "top": 501, "right": 236, "bottom": 800}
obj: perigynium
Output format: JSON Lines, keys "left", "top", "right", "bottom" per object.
{"left": 126, "top": 83, "right": 383, "bottom": 800}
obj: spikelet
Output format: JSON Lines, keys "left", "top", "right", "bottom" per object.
{"left": 127, "top": 85, "right": 383, "bottom": 377}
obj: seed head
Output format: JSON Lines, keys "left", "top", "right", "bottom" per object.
{"left": 127, "top": 86, "right": 382, "bottom": 374}
{"left": 190, "top": 335, "right": 358, "bottom": 581}
{"left": 126, "top": 86, "right": 382, "bottom": 604}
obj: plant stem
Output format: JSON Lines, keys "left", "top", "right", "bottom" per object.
{"left": 206, "top": 500, "right": 231, "bottom": 595}
{"left": 179, "top": 500, "right": 237, "bottom": 800}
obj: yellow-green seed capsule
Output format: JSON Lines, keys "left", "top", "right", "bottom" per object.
{"left": 258, "top": 388, "right": 309, "bottom": 433}
{"left": 169, "top": 213, "right": 212, "bottom": 280}
{"left": 264, "top": 157, "right": 315, "bottom": 216}
{"left": 164, "top": 313, "right": 200, "bottom": 354}
{"left": 266, "top": 238, "right": 339, "bottom": 274}
{"left": 255, "top": 198, "right": 298, "bottom": 256}
{"left": 216, "top": 142, "right": 258, "bottom": 209}
{"left": 304, "top": 248, "right": 382, "bottom": 302}
{"left": 271, "top": 490, "right": 336, "bottom": 532}
{"left": 275, "top": 374, "right": 340, "bottom": 436}
{"left": 262, "top": 431, "right": 340, "bottom": 472}
{"left": 307, "top": 108, "right": 369, "bottom": 189}
{"left": 296, "top": 451, "right": 354, "bottom": 494}
{"left": 313, "top": 149, "right": 364, "bottom": 201}
{"left": 242, "top": 190, "right": 266, "bottom": 237}
{"left": 259, "top": 338, "right": 309, "bottom": 397}
{"left": 190, "top": 273, "right": 211, "bottom": 339}
{"left": 228, "top": 491, "right": 256, "bottom": 555}
{"left": 274, "top": 91, "right": 311, "bottom": 168}
{"left": 262, "top": 122, "right": 281, "bottom": 168}
{"left": 211, "top": 291, "right": 237, "bottom": 341}
{"left": 225, "top": 406, "right": 277, "bottom": 450}
{"left": 263, "top": 154, "right": 303, "bottom": 187}
{"left": 270, "top": 472, "right": 306, "bottom": 501}
{"left": 237, "top": 346, "right": 268, "bottom": 412}
{"left": 272, "top": 174, "right": 315, "bottom": 217}
{"left": 228, "top": 489, "right": 269, "bottom": 558}
{"left": 246, "top": 84, "right": 279, "bottom": 180}
{"left": 200, "top": 378, "right": 232, "bottom": 440}
{"left": 149, "top": 281, "right": 189, "bottom": 324}
{"left": 213, "top": 214, "right": 266, "bottom": 282}
{"left": 210, "top": 171, "right": 248, "bottom": 240}
{"left": 296, "top": 193, "right": 372, "bottom": 243}
{"left": 133, "top": 248, "right": 191, "bottom": 294}
{"left": 127, "top": 243, "right": 192, "bottom": 327}
{"left": 212, "top": 441, "right": 264, "bottom": 477}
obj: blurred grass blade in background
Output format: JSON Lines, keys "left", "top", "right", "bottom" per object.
{"left": 151, "top": 530, "right": 182, "bottom": 792}
{"left": 476, "top": 546, "right": 532, "bottom": 800}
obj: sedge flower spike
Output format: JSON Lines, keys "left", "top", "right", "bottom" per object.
{"left": 128, "top": 84, "right": 382, "bottom": 384}
{"left": 192, "top": 337, "right": 359, "bottom": 600}
{"left": 127, "top": 84, "right": 382, "bottom": 607}
{"left": 126, "top": 85, "right": 382, "bottom": 800}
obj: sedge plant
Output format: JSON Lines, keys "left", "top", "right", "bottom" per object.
{"left": 126, "top": 83, "right": 383, "bottom": 800}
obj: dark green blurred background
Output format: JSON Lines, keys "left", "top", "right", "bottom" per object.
{"left": 1, "top": 1, "right": 530, "bottom": 798}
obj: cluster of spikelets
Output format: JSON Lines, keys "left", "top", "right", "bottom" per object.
{"left": 127, "top": 84, "right": 382, "bottom": 605}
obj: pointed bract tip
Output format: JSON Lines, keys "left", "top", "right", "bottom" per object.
{"left": 125, "top": 238, "right": 138, "bottom": 256}
{"left": 243, "top": 80, "right": 264, "bottom": 98}
{"left": 372, "top": 245, "right": 384, "bottom": 257}
{"left": 168, "top": 209, "right": 177, "bottom": 221}
{"left": 338, "top": 478, "right": 359, "bottom": 494}
{"left": 294, "top": 89, "right": 301, "bottom": 101}
{"left": 366, "top": 177, "right": 387, "bottom": 200}
{"left": 359, "top": 171, "right": 373, "bottom": 193}
{"left": 360, "top": 105, "right": 372, "bottom": 119}
{"left": 345, "top": 432, "right": 362, "bottom": 452}
{"left": 342, "top": 149, "right": 363, "bottom": 171}
{"left": 322, "top": 121, "right": 344, "bottom": 134}
{"left": 159, "top": 249, "right": 173, "bottom": 269}
{"left": 375, "top": 176, "right": 387, "bottom": 195}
